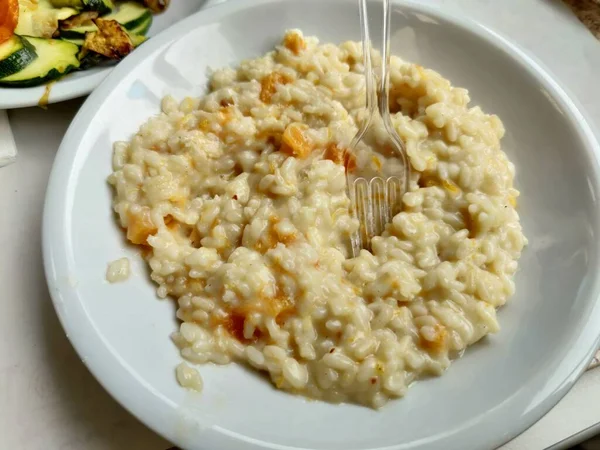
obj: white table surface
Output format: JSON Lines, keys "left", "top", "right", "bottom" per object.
{"left": 2, "top": 0, "right": 600, "bottom": 449}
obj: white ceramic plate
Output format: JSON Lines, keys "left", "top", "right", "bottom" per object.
{"left": 43, "top": 0, "right": 600, "bottom": 449}
{"left": 0, "top": 0, "right": 223, "bottom": 109}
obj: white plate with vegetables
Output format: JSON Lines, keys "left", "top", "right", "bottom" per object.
{"left": 0, "top": 0, "right": 217, "bottom": 109}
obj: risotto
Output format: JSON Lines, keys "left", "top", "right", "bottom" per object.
{"left": 108, "top": 30, "right": 526, "bottom": 408}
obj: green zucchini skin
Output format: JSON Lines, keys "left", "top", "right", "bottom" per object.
{"left": 60, "top": 26, "right": 97, "bottom": 40}
{"left": 0, "top": 36, "right": 38, "bottom": 79}
{"left": 0, "top": 37, "right": 80, "bottom": 88}
{"left": 52, "top": 0, "right": 114, "bottom": 14}
{"left": 59, "top": 3, "right": 151, "bottom": 39}
{"left": 50, "top": 0, "right": 84, "bottom": 8}
{"left": 104, "top": 2, "right": 152, "bottom": 31}
{"left": 83, "top": 0, "right": 115, "bottom": 15}
{"left": 130, "top": 15, "right": 152, "bottom": 36}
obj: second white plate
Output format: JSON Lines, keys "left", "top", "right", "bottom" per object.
{"left": 0, "top": 0, "right": 223, "bottom": 109}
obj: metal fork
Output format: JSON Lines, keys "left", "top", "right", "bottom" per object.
{"left": 346, "top": 0, "right": 410, "bottom": 257}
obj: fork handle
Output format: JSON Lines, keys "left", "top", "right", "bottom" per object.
{"left": 358, "top": 0, "right": 392, "bottom": 117}
{"left": 357, "top": 0, "right": 409, "bottom": 193}
{"left": 378, "top": 0, "right": 393, "bottom": 118}
{"left": 358, "top": 0, "right": 377, "bottom": 116}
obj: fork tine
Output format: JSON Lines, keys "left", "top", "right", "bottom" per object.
{"left": 350, "top": 176, "right": 405, "bottom": 257}
{"left": 387, "top": 176, "right": 403, "bottom": 218}
{"left": 370, "top": 177, "right": 387, "bottom": 238}
{"left": 354, "top": 177, "right": 371, "bottom": 252}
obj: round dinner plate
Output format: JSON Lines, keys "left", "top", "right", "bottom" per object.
{"left": 43, "top": 0, "right": 600, "bottom": 449}
{"left": 0, "top": 0, "right": 222, "bottom": 109}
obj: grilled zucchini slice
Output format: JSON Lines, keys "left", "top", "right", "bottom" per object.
{"left": 60, "top": 3, "right": 151, "bottom": 39}
{"left": 50, "top": 0, "right": 84, "bottom": 7}
{"left": 61, "top": 37, "right": 84, "bottom": 46}
{"left": 84, "top": 0, "right": 114, "bottom": 14}
{"left": 59, "top": 13, "right": 98, "bottom": 40}
{"left": 0, "top": 35, "right": 37, "bottom": 79}
{"left": 129, "top": 15, "right": 152, "bottom": 36}
{"left": 51, "top": 0, "right": 114, "bottom": 15}
{"left": 0, "top": 37, "right": 79, "bottom": 87}
{"left": 103, "top": 2, "right": 151, "bottom": 31}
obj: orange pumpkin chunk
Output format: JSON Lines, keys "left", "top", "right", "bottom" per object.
{"left": 280, "top": 123, "right": 312, "bottom": 158}
{"left": 260, "top": 72, "right": 292, "bottom": 103}
{"left": 126, "top": 208, "right": 157, "bottom": 245}
{"left": 420, "top": 324, "right": 448, "bottom": 353}
{"left": 283, "top": 31, "right": 306, "bottom": 55}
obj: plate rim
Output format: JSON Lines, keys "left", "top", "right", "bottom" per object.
{"left": 0, "top": 67, "right": 110, "bottom": 110}
{"left": 42, "top": 0, "right": 600, "bottom": 449}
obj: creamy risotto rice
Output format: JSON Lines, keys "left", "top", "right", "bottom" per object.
{"left": 108, "top": 30, "right": 526, "bottom": 408}
{"left": 106, "top": 257, "right": 131, "bottom": 283}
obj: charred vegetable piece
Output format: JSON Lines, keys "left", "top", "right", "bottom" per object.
{"left": 59, "top": 3, "right": 151, "bottom": 39}
{"left": 81, "top": 18, "right": 133, "bottom": 60}
{"left": 141, "top": 0, "right": 169, "bottom": 14}
{"left": 59, "top": 11, "right": 99, "bottom": 39}
{"left": 77, "top": 19, "right": 147, "bottom": 69}
{"left": 15, "top": 0, "right": 77, "bottom": 39}
{"left": 61, "top": 11, "right": 100, "bottom": 29}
